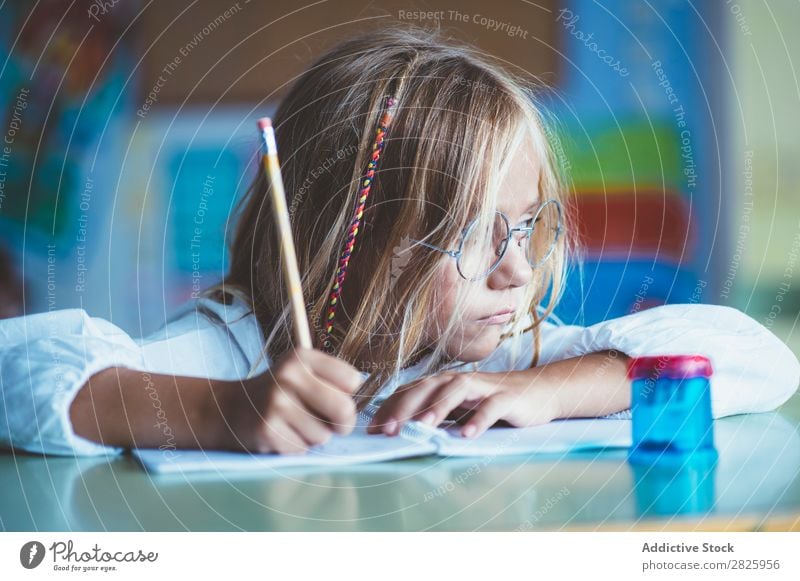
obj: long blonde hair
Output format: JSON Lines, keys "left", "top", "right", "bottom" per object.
{"left": 205, "top": 24, "right": 573, "bottom": 409}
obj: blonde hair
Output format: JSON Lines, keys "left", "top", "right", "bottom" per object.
{"left": 205, "top": 24, "right": 573, "bottom": 409}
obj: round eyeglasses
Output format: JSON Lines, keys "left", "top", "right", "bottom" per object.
{"left": 412, "top": 198, "right": 563, "bottom": 281}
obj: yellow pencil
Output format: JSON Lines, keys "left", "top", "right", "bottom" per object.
{"left": 257, "top": 117, "right": 313, "bottom": 349}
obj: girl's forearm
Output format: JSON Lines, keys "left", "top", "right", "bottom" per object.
{"left": 518, "top": 350, "right": 632, "bottom": 419}
{"left": 69, "top": 367, "right": 231, "bottom": 451}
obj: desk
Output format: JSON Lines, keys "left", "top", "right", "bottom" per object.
{"left": 2, "top": 396, "right": 799, "bottom": 531}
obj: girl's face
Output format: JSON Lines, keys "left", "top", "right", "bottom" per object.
{"left": 429, "top": 141, "right": 542, "bottom": 362}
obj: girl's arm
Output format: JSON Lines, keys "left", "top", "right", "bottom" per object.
{"left": 68, "top": 367, "right": 227, "bottom": 451}
{"left": 514, "top": 349, "right": 632, "bottom": 419}
{"left": 369, "top": 303, "right": 800, "bottom": 437}
{"left": 0, "top": 309, "right": 144, "bottom": 456}
{"left": 69, "top": 349, "right": 363, "bottom": 454}
{"left": 488, "top": 303, "right": 799, "bottom": 419}
{"left": 369, "top": 350, "right": 630, "bottom": 437}
{"left": 1, "top": 295, "right": 362, "bottom": 456}
{"left": 0, "top": 302, "right": 245, "bottom": 456}
{"left": 537, "top": 303, "right": 800, "bottom": 419}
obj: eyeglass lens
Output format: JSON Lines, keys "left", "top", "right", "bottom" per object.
{"left": 457, "top": 202, "right": 560, "bottom": 280}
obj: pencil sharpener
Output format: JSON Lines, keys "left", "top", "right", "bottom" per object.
{"left": 627, "top": 354, "right": 718, "bottom": 466}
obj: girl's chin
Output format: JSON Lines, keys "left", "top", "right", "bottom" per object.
{"left": 452, "top": 329, "right": 503, "bottom": 362}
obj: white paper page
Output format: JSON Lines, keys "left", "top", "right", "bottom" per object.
{"left": 433, "top": 419, "right": 632, "bottom": 457}
{"left": 133, "top": 407, "right": 632, "bottom": 474}
{"left": 133, "top": 407, "right": 437, "bottom": 475}
{"left": 134, "top": 428, "right": 436, "bottom": 475}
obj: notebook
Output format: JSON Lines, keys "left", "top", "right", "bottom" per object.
{"left": 133, "top": 403, "right": 632, "bottom": 475}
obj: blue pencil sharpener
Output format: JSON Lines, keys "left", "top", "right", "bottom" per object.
{"left": 627, "top": 354, "right": 718, "bottom": 466}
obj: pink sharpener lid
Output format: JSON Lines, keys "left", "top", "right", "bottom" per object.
{"left": 627, "top": 354, "right": 713, "bottom": 380}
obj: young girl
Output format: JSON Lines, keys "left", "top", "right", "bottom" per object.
{"left": 1, "top": 26, "right": 798, "bottom": 457}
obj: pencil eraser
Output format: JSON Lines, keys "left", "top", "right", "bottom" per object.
{"left": 257, "top": 117, "right": 272, "bottom": 131}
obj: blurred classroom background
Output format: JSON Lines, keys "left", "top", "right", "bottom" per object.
{"left": 0, "top": 0, "right": 798, "bottom": 358}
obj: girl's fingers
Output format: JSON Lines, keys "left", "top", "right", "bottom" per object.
{"left": 282, "top": 404, "right": 337, "bottom": 448}
{"left": 295, "top": 348, "right": 364, "bottom": 394}
{"left": 446, "top": 405, "right": 477, "bottom": 424}
{"left": 460, "top": 392, "right": 513, "bottom": 439}
{"left": 368, "top": 374, "right": 451, "bottom": 435}
{"left": 261, "top": 415, "right": 310, "bottom": 455}
{"left": 456, "top": 398, "right": 484, "bottom": 412}
{"left": 417, "top": 374, "right": 496, "bottom": 427}
{"left": 294, "top": 375, "right": 357, "bottom": 435}
{"left": 415, "top": 375, "right": 473, "bottom": 426}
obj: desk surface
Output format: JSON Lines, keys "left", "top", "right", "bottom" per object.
{"left": 2, "top": 396, "right": 799, "bottom": 531}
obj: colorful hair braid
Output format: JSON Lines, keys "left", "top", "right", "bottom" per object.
{"left": 324, "top": 95, "right": 398, "bottom": 342}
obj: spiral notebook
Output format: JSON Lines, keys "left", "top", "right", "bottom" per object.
{"left": 133, "top": 403, "right": 632, "bottom": 475}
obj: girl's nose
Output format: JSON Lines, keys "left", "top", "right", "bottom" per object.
{"left": 487, "top": 239, "right": 532, "bottom": 289}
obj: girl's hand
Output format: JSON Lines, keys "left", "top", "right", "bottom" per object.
{"left": 219, "top": 348, "right": 363, "bottom": 454}
{"left": 366, "top": 370, "right": 560, "bottom": 439}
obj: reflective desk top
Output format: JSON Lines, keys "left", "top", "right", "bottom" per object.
{"left": 2, "top": 395, "right": 799, "bottom": 531}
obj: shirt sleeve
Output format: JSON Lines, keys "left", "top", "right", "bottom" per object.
{"left": 495, "top": 303, "right": 800, "bottom": 419}
{"left": 0, "top": 309, "right": 143, "bottom": 456}
{"left": 0, "top": 296, "right": 256, "bottom": 457}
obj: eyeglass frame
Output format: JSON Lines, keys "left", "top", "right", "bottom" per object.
{"left": 410, "top": 198, "right": 563, "bottom": 281}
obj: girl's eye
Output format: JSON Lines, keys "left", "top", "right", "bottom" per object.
{"left": 517, "top": 217, "right": 535, "bottom": 229}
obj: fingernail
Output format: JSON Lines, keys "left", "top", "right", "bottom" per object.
{"left": 384, "top": 418, "right": 398, "bottom": 436}
{"left": 461, "top": 424, "right": 477, "bottom": 438}
{"left": 420, "top": 411, "right": 436, "bottom": 425}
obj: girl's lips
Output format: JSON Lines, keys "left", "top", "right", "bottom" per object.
{"left": 475, "top": 311, "right": 514, "bottom": 325}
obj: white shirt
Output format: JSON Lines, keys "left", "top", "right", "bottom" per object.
{"left": 0, "top": 296, "right": 797, "bottom": 456}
